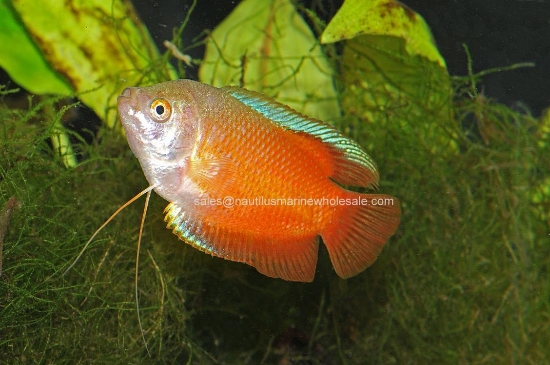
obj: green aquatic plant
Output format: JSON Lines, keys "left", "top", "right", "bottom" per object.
{"left": 199, "top": 0, "right": 340, "bottom": 121}
{"left": 0, "top": 0, "right": 177, "bottom": 167}
{"left": 320, "top": 0, "right": 456, "bottom": 157}
{"left": 0, "top": 0, "right": 549, "bottom": 364}
{"left": 321, "top": 0, "right": 446, "bottom": 68}
{"left": 2, "top": 0, "right": 175, "bottom": 128}
{"left": 0, "top": 1, "right": 72, "bottom": 95}
{"left": 0, "top": 92, "right": 205, "bottom": 362}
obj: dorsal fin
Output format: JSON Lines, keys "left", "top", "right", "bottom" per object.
{"left": 224, "top": 87, "right": 379, "bottom": 188}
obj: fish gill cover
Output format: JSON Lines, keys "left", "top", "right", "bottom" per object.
{"left": 0, "top": 0, "right": 549, "bottom": 364}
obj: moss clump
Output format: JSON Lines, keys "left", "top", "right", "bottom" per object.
{"left": 341, "top": 76, "right": 550, "bottom": 363}
{"left": 0, "top": 93, "right": 200, "bottom": 363}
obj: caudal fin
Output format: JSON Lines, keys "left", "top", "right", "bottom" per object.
{"left": 321, "top": 193, "right": 401, "bottom": 279}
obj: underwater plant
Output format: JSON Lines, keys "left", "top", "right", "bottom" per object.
{"left": 0, "top": 0, "right": 548, "bottom": 363}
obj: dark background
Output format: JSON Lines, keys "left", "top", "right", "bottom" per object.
{"left": 134, "top": 0, "right": 550, "bottom": 117}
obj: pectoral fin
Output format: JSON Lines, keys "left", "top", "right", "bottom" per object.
{"left": 188, "top": 155, "right": 238, "bottom": 196}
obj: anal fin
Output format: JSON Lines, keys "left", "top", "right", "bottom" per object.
{"left": 165, "top": 203, "right": 320, "bottom": 282}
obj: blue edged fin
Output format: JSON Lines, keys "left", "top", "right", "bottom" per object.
{"left": 225, "top": 87, "right": 379, "bottom": 189}
{"left": 164, "top": 202, "right": 319, "bottom": 282}
{"left": 164, "top": 204, "right": 214, "bottom": 254}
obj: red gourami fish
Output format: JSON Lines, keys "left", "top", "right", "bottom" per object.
{"left": 117, "top": 79, "right": 400, "bottom": 282}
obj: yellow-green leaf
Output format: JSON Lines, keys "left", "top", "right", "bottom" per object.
{"left": 321, "top": 0, "right": 446, "bottom": 69}
{"left": 339, "top": 35, "right": 457, "bottom": 155}
{"left": 11, "top": 0, "right": 176, "bottom": 129}
{"left": 199, "top": 0, "right": 339, "bottom": 121}
{"left": 0, "top": 0, "right": 72, "bottom": 95}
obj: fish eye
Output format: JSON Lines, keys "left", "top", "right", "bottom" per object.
{"left": 149, "top": 98, "right": 171, "bottom": 123}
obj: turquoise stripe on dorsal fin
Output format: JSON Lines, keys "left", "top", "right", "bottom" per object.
{"left": 224, "top": 86, "right": 380, "bottom": 189}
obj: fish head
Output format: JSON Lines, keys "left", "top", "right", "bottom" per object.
{"left": 117, "top": 81, "right": 201, "bottom": 196}
{"left": 117, "top": 82, "right": 200, "bottom": 162}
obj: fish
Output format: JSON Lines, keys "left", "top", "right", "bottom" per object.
{"left": 117, "top": 79, "right": 400, "bottom": 282}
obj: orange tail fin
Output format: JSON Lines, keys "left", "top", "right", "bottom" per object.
{"left": 321, "top": 193, "right": 400, "bottom": 279}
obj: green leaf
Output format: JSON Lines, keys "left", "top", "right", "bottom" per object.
{"left": 0, "top": 0, "right": 72, "bottom": 95}
{"left": 10, "top": 0, "right": 176, "bottom": 129}
{"left": 339, "top": 35, "right": 457, "bottom": 155}
{"left": 318, "top": 0, "right": 455, "bottom": 155}
{"left": 321, "top": 0, "right": 446, "bottom": 69}
{"left": 199, "top": 0, "right": 339, "bottom": 122}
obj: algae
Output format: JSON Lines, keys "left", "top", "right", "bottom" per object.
{"left": 0, "top": 1, "right": 549, "bottom": 364}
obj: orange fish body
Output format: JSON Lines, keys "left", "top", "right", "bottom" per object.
{"left": 118, "top": 79, "right": 400, "bottom": 282}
